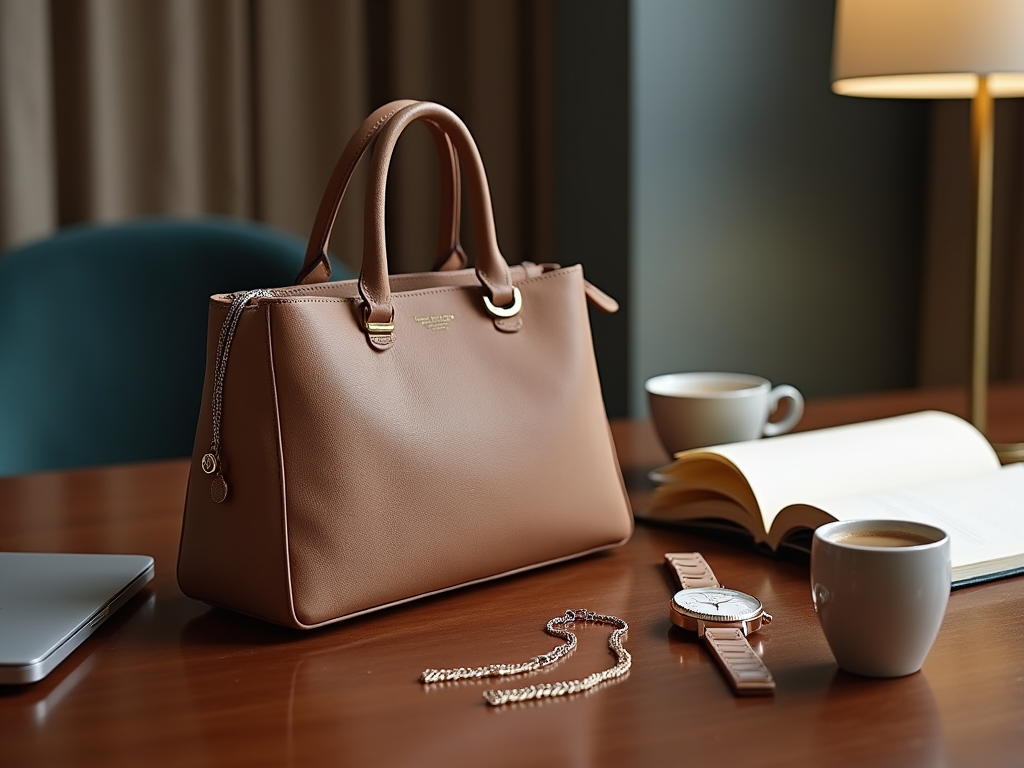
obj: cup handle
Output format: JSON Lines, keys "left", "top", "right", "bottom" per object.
{"left": 762, "top": 384, "right": 804, "bottom": 437}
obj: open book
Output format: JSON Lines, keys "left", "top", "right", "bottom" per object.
{"left": 639, "top": 411, "right": 1024, "bottom": 587}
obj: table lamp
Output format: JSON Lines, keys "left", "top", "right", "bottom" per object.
{"left": 831, "top": 0, "right": 1024, "bottom": 462}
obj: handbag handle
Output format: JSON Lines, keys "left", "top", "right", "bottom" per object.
{"left": 297, "top": 99, "right": 466, "bottom": 285}
{"left": 359, "top": 102, "right": 517, "bottom": 338}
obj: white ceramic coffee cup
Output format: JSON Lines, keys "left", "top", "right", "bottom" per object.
{"left": 645, "top": 372, "right": 804, "bottom": 456}
{"left": 811, "top": 519, "right": 951, "bottom": 678}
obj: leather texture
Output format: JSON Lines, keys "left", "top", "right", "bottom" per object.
{"left": 358, "top": 103, "right": 515, "bottom": 327}
{"left": 703, "top": 628, "right": 777, "bottom": 696}
{"left": 177, "top": 101, "right": 633, "bottom": 628}
{"left": 664, "top": 552, "right": 721, "bottom": 590}
{"left": 297, "top": 99, "right": 467, "bottom": 285}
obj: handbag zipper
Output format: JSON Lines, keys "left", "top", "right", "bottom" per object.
{"left": 201, "top": 288, "right": 272, "bottom": 503}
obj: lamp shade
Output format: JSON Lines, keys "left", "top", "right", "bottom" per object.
{"left": 832, "top": 0, "right": 1024, "bottom": 98}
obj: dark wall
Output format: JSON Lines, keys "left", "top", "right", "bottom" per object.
{"left": 553, "top": 1, "right": 929, "bottom": 417}
{"left": 554, "top": 0, "right": 631, "bottom": 417}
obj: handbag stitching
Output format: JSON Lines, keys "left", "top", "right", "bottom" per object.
{"left": 262, "top": 303, "right": 301, "bottom": 627}
{"left": 266, "top": 266, "right": 581, "bottom": 306}
{"left": 280, "top": 270, "right": 468, "bottom": 298}
{"left": 271, "top": 264, "right": 579, "bottom": 299}
{"left": 318, "top": 109, "right": 402, "bottom": 243}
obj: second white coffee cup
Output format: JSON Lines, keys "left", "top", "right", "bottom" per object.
{"left": 811, "top": 519, "right": 951, "bottom": 678}
{"left": 645, "top": 372, "right": 804, "bottom": 457}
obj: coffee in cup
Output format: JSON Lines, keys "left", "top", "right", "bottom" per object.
{"left": 811, "top": 519, "right": 951, "bottom": 678}
{"left": 645, "top": 372, "right": 804, "bottom": 457}
{"left": 831, "top": 530, "right": 934, "bottom": 548}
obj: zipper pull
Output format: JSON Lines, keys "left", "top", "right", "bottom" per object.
{"left": 204, "top": 288, "right": 272, "bottom": 504}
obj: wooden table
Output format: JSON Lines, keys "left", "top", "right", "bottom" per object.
{"left": 2, "top": 387, "right": 1023, "bottom": 767}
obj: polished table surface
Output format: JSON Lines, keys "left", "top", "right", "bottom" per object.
{"left": 2, "top": 386, "right": 1023, "bottom": 767}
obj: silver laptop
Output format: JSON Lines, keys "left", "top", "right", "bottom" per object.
{"left": 0, "top": 552, "right": 154, "bottom": 684}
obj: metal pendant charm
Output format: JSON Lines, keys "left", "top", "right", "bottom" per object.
{"left": 210, "top": 475, "right": 228, "bottom": 504}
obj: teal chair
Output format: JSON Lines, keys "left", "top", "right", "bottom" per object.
{"left": 0, "top": 217, "right": 351, "bottom": 477}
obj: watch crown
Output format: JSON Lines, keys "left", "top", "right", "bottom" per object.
{"left": 762, "top": 612, "right": 773, "bottom": 626}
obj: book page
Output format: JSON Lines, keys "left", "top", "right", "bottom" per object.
{"left": 807, "top": 463, "right": 1024, "bottom": 576}
{"left": 698, "top": 411, "right": 999, "bottom": 535}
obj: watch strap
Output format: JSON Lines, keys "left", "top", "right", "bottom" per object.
{"left": 664, "top": 552, "right": 720, "bottom": 590}
{"left": 703, "top": 628, "right": 776, "bottom": 696}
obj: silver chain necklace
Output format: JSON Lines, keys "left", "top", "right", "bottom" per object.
{"left": 420, "top": 608, "right": 631, "bottom": 706}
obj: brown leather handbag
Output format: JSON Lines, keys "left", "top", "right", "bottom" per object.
{"left": 177, "top": 101, "right": 633, "bottom": 628}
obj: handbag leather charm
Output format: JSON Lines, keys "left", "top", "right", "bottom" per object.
{"left": 177, "top": 101, "right": 633, "bottom": 628}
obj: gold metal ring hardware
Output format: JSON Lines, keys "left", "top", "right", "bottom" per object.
{"left": 201, "top": 453, "right": 218, "bottom": 474}
{"left": 483, "top": 286, "right": 522, "bottom": 319}
{"left": 362, "top": 304, "right": 395, "bottom": 334}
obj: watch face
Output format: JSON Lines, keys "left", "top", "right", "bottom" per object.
{"left": 671, "top": 587, "right": 763, "bottom": 623}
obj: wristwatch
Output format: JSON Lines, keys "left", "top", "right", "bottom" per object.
{"left": 665, "top": 552, "right": 776, "bottom": 696}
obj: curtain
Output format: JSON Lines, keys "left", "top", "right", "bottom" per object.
{"left": 919, "top": 98, "right": 1024, "bottom": 385}
{"left": 0, "top": 0, "right": 554, "bottom": 274}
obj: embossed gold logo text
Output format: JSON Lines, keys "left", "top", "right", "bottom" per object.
{"left": 414, "top": 314, "right": 455, "bottom": 331}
